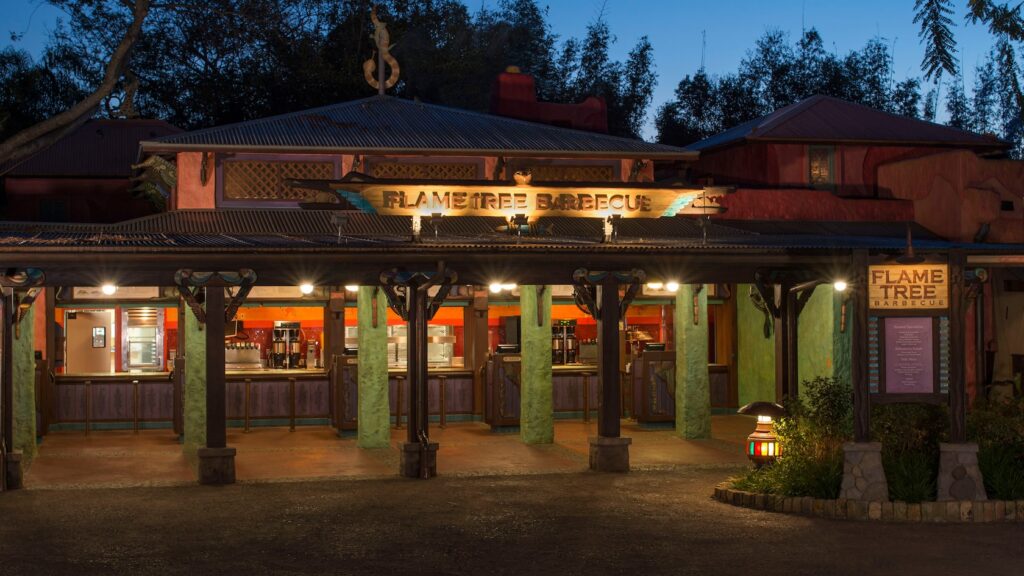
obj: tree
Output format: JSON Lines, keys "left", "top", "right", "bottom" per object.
{"left": 655, "top": 70, "right": 718, "bottom": 145}
{"left": 972, "top": 52, "right": 998, "bottom": 133}
{"left": 944, "top": 66, "right": 970, "bottom": 128}
{"left": 892, "top": 78, "right": 924, "bottom": 118}
{"left": 0, "top": 0, "right": 149, "bottom": 166}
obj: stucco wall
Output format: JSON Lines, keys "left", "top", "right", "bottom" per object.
{"left": 878, "top": 150, "right": 1024, "bottom": 243}
{"left": 175, "top": 152, "right": 216, "bottom": 209}
{"left": 737, "top": 285, "right": 775, "bottom": 405}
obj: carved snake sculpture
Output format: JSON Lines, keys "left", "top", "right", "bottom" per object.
{"left": 363, "top": 6, "right": 400, "bottom": 91}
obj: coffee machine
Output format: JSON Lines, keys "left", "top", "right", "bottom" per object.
{"left": 552, "top": 319, "right": 579, "bottom": 365}
{"left": 272, "top": 321, "right": 302, "bottom": 369}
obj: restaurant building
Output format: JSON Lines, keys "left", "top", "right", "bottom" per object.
{"left": 0, "top": 69, "right": 1021, "bottom": 488}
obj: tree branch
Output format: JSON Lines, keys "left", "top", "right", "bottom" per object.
{"left": 0, "top": 0, "right": 150, "bottom": 165}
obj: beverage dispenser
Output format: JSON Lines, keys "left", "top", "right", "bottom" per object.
{"left": 272, "top": 321, "right": 301, "bottom": 369}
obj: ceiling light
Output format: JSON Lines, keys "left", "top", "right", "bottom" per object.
{"left": 833, "top": 280, "right": 848, "bottom": 292}
{"left": 299, "top": 283, "right": 315, "bottom": 295}
{"left": 101, "top": 284, "right": 117, "bottom": 296}
{"left": 344, "top": 285, "right": 359, "bottom": 292}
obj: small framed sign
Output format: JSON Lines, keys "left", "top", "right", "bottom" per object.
{"left": 91, "top": 326, "right": 106, "bottom": 348}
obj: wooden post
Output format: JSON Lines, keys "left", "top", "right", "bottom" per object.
{"left": 43, "top": 287, "right": 55, "bottom": 437}
{"left": 851, "top": 250, "right": 870, "bottom": 443}
{"left": 597, "top": 281, "right": 621, "bottom": 439}
{"left": 205, "top": 287, "right": 227, "bottom": 449}
{"left": 326, "top": 290, "right": 346, "bottom": 431}
{"left": 949, "top": 251, "right": 966, "bottom": 443}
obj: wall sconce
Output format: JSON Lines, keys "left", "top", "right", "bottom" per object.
{"left": 411, "top": 214, "right": 422, "bottom": 240}
{"left": 509, "top": 213, "right": 529, "bottom": 236}
{"left": 834, "top": 280, "right": 851, "bottom": 333}
{"left": 489, "top": 282, "right": 517, "bottom": 294}
{"left": 737, "top": 401, "right": 787, "bottom": 467}
{"left": 428, "top": 212, "right": 443, "bottom": 238}
{"left": 603, "top": 214, "right": 621, "bottom": 242}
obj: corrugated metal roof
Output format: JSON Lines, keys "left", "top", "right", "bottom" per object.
{"left": 688, "top": 95, "right": 1009, "bottom": 152}
{"left": 0, "top": 210, "right": 1014, "bottom": 253}
{"left": 141, "top": 96, "right": 693, "bottom": 159}
{"left": 2, "top": 119, "right": 182, "bottom": 177}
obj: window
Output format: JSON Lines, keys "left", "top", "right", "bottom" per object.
{"left": 808, "top": 145, "right": 835, "bottom": 189}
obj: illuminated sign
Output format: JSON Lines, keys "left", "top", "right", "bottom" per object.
{"left": 868, "top": 264, "right": 949, "bottom": 310}
{"left": 292, "top": 174, "right": 727, "bottom": 218}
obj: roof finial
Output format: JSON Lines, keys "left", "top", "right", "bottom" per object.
{"left": 363, "top": 6, "right": 400, "bottom": 95}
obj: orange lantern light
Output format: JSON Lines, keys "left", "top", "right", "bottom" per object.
{"left": 737, "top": 401, "right": 787, "bottom": 467}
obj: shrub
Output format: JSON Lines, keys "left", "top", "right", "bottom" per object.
{"left": 970, "top": 399, "right": 1024, "bottom": 500}
{"left": 872, "top": 403, "right": 947, "bottom": 502}
{"left": 732, "top": 377, "right": 851, "bottom": 499}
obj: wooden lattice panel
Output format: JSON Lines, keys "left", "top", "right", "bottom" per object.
{"left": 370, "top": 162, "right": 478, "bottom": 180}
{"left": 222, "top": 161, "right": 334, "bottom": 201}
{"left": 528, "top": 165, "right": 615, "bottom": 182}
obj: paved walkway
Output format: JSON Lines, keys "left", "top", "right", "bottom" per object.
{"left": 24, "top": 416, "right": 751, "bottom": 488}
{"left": 3, "top": 467, "right": 1022, "bottom": 576}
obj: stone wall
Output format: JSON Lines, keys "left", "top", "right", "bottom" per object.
{"left": 737, "top": 284, "right": 775, "bottom": 405}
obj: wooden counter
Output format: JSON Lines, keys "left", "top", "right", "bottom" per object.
{"left": 484, "top": 357, "right": 600, "bottom": 428}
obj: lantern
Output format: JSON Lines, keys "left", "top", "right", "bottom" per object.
{"left": 737, "top": 401, "right": 787, "bottom": 467}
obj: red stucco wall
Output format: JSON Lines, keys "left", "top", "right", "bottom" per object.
{"left": 878, "top": 150, "right": 1024, "bottom": 243}
{"left": 712, "top": 188, "right": 914, "bottom": 221}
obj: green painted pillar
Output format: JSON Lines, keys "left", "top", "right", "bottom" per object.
{"left": 357, "top": 286, "right": 390, "bottom": 449}
{"left": 832, "top": 288, "right": 852, "bottom": 387}
{"left": 675, "top": 284, "right": 710, "bottom": 439}
{"left": 13, "top": 304, "right": 36, "bottom": 461}
{"left": 183, "top": 303, "right": 206, "bottom": 455}
{"left": 520, "top": 285, "right": 553, "bottom": 444}
{"left": 797, "top": 287, "right": 836, "bottom": 387}
{"left": 737, "top": 284, "right": 776, "bottom": 405}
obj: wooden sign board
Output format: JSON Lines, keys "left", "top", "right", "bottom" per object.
{"left": 868, "top": 264, "right": 949, "bottom": 310}
{"left": 299, "top": 177, "right": 726, "bottom": 218}
{"left": 72, "top": 286, "right": 160, "bottom": 300}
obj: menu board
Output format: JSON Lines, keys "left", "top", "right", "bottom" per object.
{"left": 884, "top": 317, "right": 934, "bottom": 394}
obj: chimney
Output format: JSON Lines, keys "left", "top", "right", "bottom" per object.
{"left": 490, "top": 66, "right": 608, "bottom": 133}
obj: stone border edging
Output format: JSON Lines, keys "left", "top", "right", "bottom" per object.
{"left": 713, "top": 482, "right": 1024, "bottom": 523}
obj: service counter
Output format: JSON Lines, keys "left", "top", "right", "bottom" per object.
{"left": 53, "top": 369, "right": 330, "bottom": 431}
{"left": 483, "top": 354, "right": 600, "bottom": 428}
{"left": 333, "top": 357, "right": 475, "bottom": 430}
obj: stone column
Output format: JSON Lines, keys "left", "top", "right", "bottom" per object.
{"left": 520, "top": 285, "right": 553, "bottom": 445}
{"left": 937, "top": 443, "right": 987, "bottom": 501}
{"left": 674, "top": 284, "right": 710, "bottom": 439}
{"left": 357, "top": 286, "right": 390, "bottom": 449}
{"left": 839, "top": 442, "right": 889, "bottom": 502}
{"left": 182, "top": 300, "right": 206, "bottom": 456}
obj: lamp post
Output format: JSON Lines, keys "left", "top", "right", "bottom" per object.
{"left": 737, "top": 401, "right": 787, "bottom": 467}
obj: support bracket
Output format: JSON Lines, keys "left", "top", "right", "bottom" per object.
{"left": 174, "top": 269, "right": 257, "bottom": 328}
{"left": 379, "top": 262, "right": 458, "bottom": 320}
{"left": 1, "top": 269, "right": 45, "bottom": 340}
{"left": 571, "top": 268, "right": 646, "bottom": 320}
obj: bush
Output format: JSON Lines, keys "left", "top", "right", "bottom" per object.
{"left": 872, "top": 403, "right": 947, "bottom": 502}
{"left": 970, "top": 399, "right": 1024, "bottom": 500}
{"left": 732, "top": 377, "right": 851, "bottom": 499}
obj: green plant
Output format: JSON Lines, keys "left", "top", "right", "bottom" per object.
{"left": 978, "top": 444, "right": 1024, "bottom": 500}
{"left": 731, "top": 377, "right": 851, "bottom": 499}
{"left": 883, "top": 450, "right": 937, "bottom": 503}
{"left": 872, "top": 403, "right": 947, "bottom": 502}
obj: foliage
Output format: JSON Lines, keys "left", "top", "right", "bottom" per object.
{"left": 872, "top": 403, "right": 947, "bottom": 502}
{"left": 21, "top": 0, "right": 656, "bottom": 139}
{"left": 968, "top": 398, "right": 1024, "bottom": 500}
{"left": 883, "top": 450, "right": 937, "bottom": 503}
{"left": 731, "top": 377, "right": 851, "bottom": 499}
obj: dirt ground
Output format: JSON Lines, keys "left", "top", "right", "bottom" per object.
{"left": 2, "top": 466, "right": 1023, "bottom": 576}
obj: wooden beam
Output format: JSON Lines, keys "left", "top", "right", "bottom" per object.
{"left": 205, "top": 287, "right": 226, "bottom": 449}
{"left": 851, "top": 250, "right": 870, "bottom": 443}
{"left": 597, "top": 281, "right": 621, "bottom": 438}
{"left": 949, "top": 251, "right": 966, "bottom": 443}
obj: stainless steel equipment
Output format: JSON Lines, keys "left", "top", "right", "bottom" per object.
{"left": 121, "top": 307, "right": 165, "bottom": 372}
{"left": 552, "top": 319, "right": 579, "bottom": 365}
{"left": 225, "top": 342, "right": 263, "bottom": 370}
{"left": 272, "top": 321, "right": 301, "bottom": 369}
